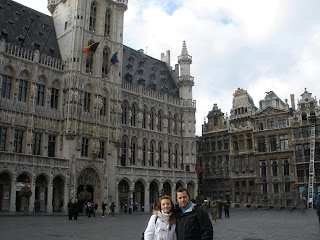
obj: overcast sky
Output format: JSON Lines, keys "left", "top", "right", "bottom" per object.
{"left": 13, "top": 0, "right": 320, "bottom": 135}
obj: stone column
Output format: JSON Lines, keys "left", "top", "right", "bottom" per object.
{"left": 47, "top": 177, "right": 53, "bottom": 212}
{"left": 9, "top": 181, "right": 17, "bottom": 212}
{"left": 172, "top": 188, "right": 177, "bottom": 205}
{"left": 29, "top": 180, "right": 36, "bottom": 212}
{"left": 64, "top": 179, "right": 69, "bottom": 212}
{"left": 145, "top": 186, "right": 150, "bottom": 212}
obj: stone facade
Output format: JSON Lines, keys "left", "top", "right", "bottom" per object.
{"left": 200, "top": 88, "right": 320, "bottom": 209}
{"left": 0, "top": 0, "right": 197, "bottom": 213}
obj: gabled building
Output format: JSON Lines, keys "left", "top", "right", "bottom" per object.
{"left": 0, "top": 0, "right": 197, "bottom": 213}
{"left": 200, "top": 88, "right": 320, "bottom": 209}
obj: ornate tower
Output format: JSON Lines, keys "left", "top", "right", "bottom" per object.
{"left": 177, "top": 41, "right": 196, "bottom": 172}
{"left": 177, "top": 41, "right": 193, "bottom": 100}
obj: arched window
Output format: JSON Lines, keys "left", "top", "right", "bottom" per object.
{"left": 130, "top": 139, "right": 136, "bottom": 165}
{"left": 104, "top": 10, "right": 111, "bottom": 37}
{"left": 271, "top": 160, "right": 278, "bottom": 176}
{"left": 89, "top": 3, "right": 96, "bottom": 32}
{"left": 174, "top": 114, "right": 178, "bottom": 135}
{"left": 83, "top": 85, "right": 92, "bottom": 113}
{"left": 121, "top": 101, "right": 128, "bottom": 125}
{"left": 168, "top": 144, "right": 171, "bottom": 168}
{"left": 150, "top": 109, "right": 155, "bottom": 130}
{"left": 175, "top": 145, "right": 178, "bottom": 168}
{"left": 131, "top": 104, "right": 136, "bottom": 127}
{"left": 158, "top": 110, "right": 162, "bottom": 132}
{"left": 283, "top": 158, "right": 290, "bottom": 176}
{"left": 102, "top": 47, "right": 109, "bottom": 78}
{"left": 158, "top": 143, "right": 163, "bottom": 168}
{"left": 151, "top": 141, "right": 155, "bottom": 166}
{"left": 167, "top": 112, "right": 171, "bottom": 134}
{"left": 143, "top": 106, "right": 147, "bottom": 129}
{"left": 1, "top": 66, "right": 14, "bottom": 100}
{"left": 86, "top": 40, "right": 94, "bottom": 74}
{"left": 142, "top": 141, "right": 147, "bottom": 166}
{"left": 121, "top": 137, "right": 127, "bottom": 166}
{"left": 260, "top": 161, "right": 267, "bottom": 177}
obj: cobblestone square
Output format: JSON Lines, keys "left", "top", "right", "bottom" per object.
{"left": 0, "top": 209, "right": 319, "bottom": 240}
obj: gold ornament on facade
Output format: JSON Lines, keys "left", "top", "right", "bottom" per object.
{"left": 233, "top": 88, "right": 247, "bottom": 96}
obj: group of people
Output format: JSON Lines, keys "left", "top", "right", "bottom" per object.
{"left": 209, "top": 199, "right": 230, "bottom": 223}
{"left": 67, "top": 199, "right": 79, "bottom": 220}
{"left": 67, "top": 199, "right": 116, "bottom": 220}
{"left": 144, "top": 187, "right": 213, "bottom": 240}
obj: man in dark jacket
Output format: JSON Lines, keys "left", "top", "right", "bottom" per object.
{"left": 67, "top": 199, "right": 74, "bottom": 220}
{"left": 175, "top": 187, "right": 213, "bottom": 240}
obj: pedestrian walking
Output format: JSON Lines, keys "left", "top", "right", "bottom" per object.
{"left": 67, "top": 199, "right": 74, "bottom": 220}
{"left": 224, "top": 200, "right": 230, "bottom": 218}
{"left": 88, "top": 201, "right": 95, "bottom": 217}
{"left": 85, "top": 202, "right": 89, "bottom": 217}
{"left": 124, "top": 203, "right": 128, "bottom": 214}
{"left": 73, "top": 199, "right": 79, "bottom": 220}
{"left": 143, "top": 195, "right": 176, "bottom": 240}
{"left": 175, "top": 187, "right": 213, "bottom": 240}
{"left": 210, "top": 200, "right": 218, "bottom": 224}
{"left": 218, "top": 200, "right": 223, "bottom": 219}
{"left": 102, "top": 202, "right": 107, "bottom": 217}
{"left": 110, "top": 202, "right": 115, "bottom": 217}
{"left": 33, "top": 199, "right": 38, "bottom": 213}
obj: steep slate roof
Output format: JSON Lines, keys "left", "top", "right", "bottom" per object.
{"left": 0, "top": 0, "right": 61, "bottom": 59}
{"left": 122, "top": 45, "right": 179, "bottom": 98}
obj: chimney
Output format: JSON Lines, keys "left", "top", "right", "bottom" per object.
{"left": 290, "top": 94, "right": 295, "bottom": 110}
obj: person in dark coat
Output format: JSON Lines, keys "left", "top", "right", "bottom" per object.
{"left": 110, "top": 202, "right": 115, "bottom": 217}
{"left": 224, "top": 200, "right": 230, "bottom": 218}
{"left": 175, "top": 187, "right": 213, "bottom": 240}
{"left": 102, "top": 202, "right": 107, "bottom": 217}
{"left": 73, "top": 199, "right": 79, "bottom": 220}
{"left": 88, "top": 201, "right": 95, "bottom": 217}
{"left": 67, "top": 199, "right": 74, "bottom": 220}
{"left": 218, "top": 200, "right": 223, "bottom": 219}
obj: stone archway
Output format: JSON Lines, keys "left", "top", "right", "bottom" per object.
{"left": 35, "top": 175, "right": 48, "bottom": 212}
{"left": 187, "top": 182, "right": 195, "bottom": 200}
{"left": 163, "top": 182, "right": 171, "bottom": 197}
{"left": 0, "top": 172, "right": 11, "bottom": 211}
{"left": 134, "top": 181, "right": 145, "bottom": 212}
{"left": 53, "top": 176, "right": 64, "bottom": 212}
{"left": 118, "top": 180, "right": 130, "bottom": 212}
{"left": 16, "top": 173, "right": 31, "bottom": 212}
{"left": 77, "top": 168, "right": 100, "bottom": 212}
{"left": 149, "top": 181, "right": 159, "bottom": 209}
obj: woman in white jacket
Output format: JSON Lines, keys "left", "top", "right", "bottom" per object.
{"left": 144, "top": 195, "right": 176, "bottom": 240}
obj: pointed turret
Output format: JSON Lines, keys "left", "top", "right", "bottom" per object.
{"left": 177, "top": 41, "right": 194, "bottom": 100}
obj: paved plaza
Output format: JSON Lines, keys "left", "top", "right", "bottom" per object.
{"left": 0, "top": 208, "right": 319, "bottom": 240}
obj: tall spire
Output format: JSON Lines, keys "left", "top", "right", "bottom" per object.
{"left": 178, "top": 41, "right": 192, "bottom": 64}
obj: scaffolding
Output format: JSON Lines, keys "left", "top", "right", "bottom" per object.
{"left": 307, "top": 115, "right": 317, "bottom": 209}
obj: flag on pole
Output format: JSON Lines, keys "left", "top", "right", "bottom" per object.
{"left": 111, "top": 52, "right": 119, "bottom": 64}
{"left": 197, "top": 161, "right": 201, "bottom": 174}
{"left": 82, "top": 42, "right": 100, "bottom": 53}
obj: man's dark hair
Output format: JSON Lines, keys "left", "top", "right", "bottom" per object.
{"left": 177, "top": 187, "right": 190, "bottom": 197}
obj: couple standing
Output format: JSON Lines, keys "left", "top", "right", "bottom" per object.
{"left": 144, "top": 187, "right": 213, "bottom": 240}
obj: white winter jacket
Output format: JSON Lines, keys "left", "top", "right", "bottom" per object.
{"left": 144, "top": 211, "right": 176, "bottom": 240}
